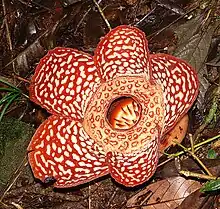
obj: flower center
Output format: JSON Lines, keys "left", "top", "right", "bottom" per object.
{"left": 83, "top": 76, "right": 165, "bottom": 153}
{"left": 107, "top": 96, "right": 141, "bottom": 130}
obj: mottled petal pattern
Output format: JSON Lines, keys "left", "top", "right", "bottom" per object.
{"left": 28, "top": 115, "right": 108, "bottom": 188}
{"left": 30, "top": 47, "right": 101, "bottom": 121}
{"left": 94, "top": 25, "right": 150, "bottom": 81}
{"left": 106, "top": 134, "right": 159, "bottom": 187}
{"left": 150, "top": 54, "right": 199, "bottom": 134}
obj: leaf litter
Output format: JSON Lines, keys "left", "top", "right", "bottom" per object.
{"left": 0, "top": 0, "right": 220, "bottom": 208}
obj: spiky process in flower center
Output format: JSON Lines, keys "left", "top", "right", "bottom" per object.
{"left": 107, "top": 96, "right": 141, "bottom": 130}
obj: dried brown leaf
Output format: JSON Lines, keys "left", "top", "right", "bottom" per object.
{"left": 15, "top": 40, "right": 45, "bottom": 73}
{"left": 155, "top": 159, "right": 220, "bottom": 180}
{"left": 177, "top": 190, "right": 218, "bottom": 209}
{"left": 173, "top": 16, "right": 220, "bottom": 110}
{"left": 126, "top": 177, "right": 202, "bottom": 209}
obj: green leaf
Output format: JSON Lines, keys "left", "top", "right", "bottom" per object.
{"left": 0, "top": 93, "right": 20, "bottom": 122}
{"left": 0, "top": 92, "right": 16, "bottom": 106}
{"left": 0, "top": 78, "right": 21, "bottom": 91}
{"left": 0, "top": 87, "right": 20, "bottom": 92}
{"left": 0, "top": 91, "right": 21, "bottom": 104}
{"left": 200, "top": 179, "right": 220, "bottom": 192}
{"left": 207, "top": 149, "right": 217, "bottom": 159}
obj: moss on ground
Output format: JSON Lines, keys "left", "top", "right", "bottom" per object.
{"left": 0, "top": 117, "right": 35, "bottom": 190}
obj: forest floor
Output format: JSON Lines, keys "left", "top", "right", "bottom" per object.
{"left": 0, "top": 0, "right": 220, "bottom": 208}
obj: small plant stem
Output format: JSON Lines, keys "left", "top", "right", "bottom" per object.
{"left": 189, "top": 133, "right": 194, "bottom": 153}
{"left": 11, "top": 202, "right": 24, "bottom": 209}
{"left": 92, "top": 0, "right": 111, "bottom": 31}
{"left": 14, "top": 75, "right": 30, "bottom": 84}
{"left": 179, "top": 170, "right": 219, "bottom": 180}
{"left": 174, "top": 141, "right": 213, "bottom": 176}
{"left": 157, "top": 157, "right": 173, "bottom": 167}
{"left": 0, "top": 201, "right": 9, "bottom": 208}
{"left": 166, "top": 134, "right": 220, "bottom": 158}
{"left": 74, "top": 0, "right": 103, "bottom": 35}
{"left": 2, "top": 0, "right": 16, "bottom": 73}
{"left": 22, "top": 93, "right": 29, "bottom": 99}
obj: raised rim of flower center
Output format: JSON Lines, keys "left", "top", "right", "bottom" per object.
{"left": 83, "top": 76, "right": 165, "bottom": 153}
{"left": 106, "top": 95, "right": 141, "bottom": 131}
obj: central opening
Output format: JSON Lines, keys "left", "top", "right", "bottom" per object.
{"left": 106, "top": 96, "right": 141, "bottom": 130}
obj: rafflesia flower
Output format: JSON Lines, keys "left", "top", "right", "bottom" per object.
{"left": 28, "top": 25, "right": 199, "bottom": 188}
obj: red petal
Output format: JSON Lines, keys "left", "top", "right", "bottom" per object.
{"left": 30, "top": 47, "right": 101, "bottom": 121}
{"left": 150, "top": 54, "right": 199, "bottom": 134}
{"left": 94, "top": 25, "right": 150, "bottom": 81}
{"left": 106, "top": 135, "right": 159, "bottom": 187}
{"left": 28, "top": 115, "right": 108, "bottom": 188}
